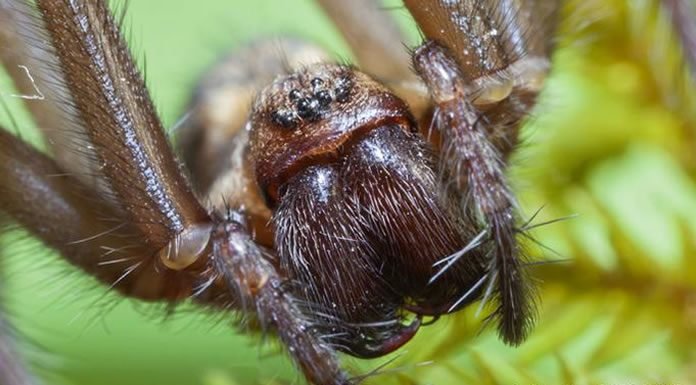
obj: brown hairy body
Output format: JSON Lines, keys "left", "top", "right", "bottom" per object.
{"left": 0, "top": 0, "right": 573, "bottom": 384}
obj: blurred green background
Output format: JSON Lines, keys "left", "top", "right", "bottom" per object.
{"left": 1, "top": 0, "right": 696, "bottom": 384}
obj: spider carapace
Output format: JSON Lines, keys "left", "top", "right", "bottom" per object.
{"left": 0, "top": 0, "right": 560, "bottom": 384}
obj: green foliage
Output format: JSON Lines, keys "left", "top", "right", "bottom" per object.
{"left": 1, "top": 1, "right": 695, "bottom": 384}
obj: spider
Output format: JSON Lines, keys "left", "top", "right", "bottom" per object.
{"left": 0, "top": 0, "right": 616, "bottom": 384}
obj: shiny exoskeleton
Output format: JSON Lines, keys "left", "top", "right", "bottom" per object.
{"left": 0, "top": 1, "right": 566, "bottom": 384}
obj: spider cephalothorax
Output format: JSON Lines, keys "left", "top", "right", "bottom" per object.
{"left": 0, "top": 0, "right": 562, "bottom": 384}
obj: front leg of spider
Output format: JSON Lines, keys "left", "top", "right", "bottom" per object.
{"left": 210, "top": 212, "right": 351, "bottom": 385}
{"left": 412, "top": 41, "right": 534, "bottom": 345}
{"left": 403, "top": 0, "right": 558, "bottom": 346}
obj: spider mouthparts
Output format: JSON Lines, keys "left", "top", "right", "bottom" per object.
{"left": 345, "top": 316, "right": 422, "bottom": 359}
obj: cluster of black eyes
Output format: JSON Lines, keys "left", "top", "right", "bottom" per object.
{"left": 271, "top": 76, "right": 352, "bottom": 129}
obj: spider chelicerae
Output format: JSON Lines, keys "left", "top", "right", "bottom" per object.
{"left": 4, "top": 0, "right": 690, "bottom": 384}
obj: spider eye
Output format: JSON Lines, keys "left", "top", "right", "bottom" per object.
{"left": 315, "top": 90, "right": 332, "bottom": 106}
{"left": 271, "top": 110, "right": 298, "bottom": 128}
{"left": 334, "top": 77, "right": 352, "bottom": 103}
{"left": 288, "top": 88, "right": 302, "bottom": 101}
{"left": 296, "top": 96, "right": 321, "bottom": 120}
{"left": 310, "top": 77, "right": 324, "bottom": 88}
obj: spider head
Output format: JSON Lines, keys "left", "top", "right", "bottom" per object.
{"left": 248, "top": 63, "right": 415, "bottom": 205}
